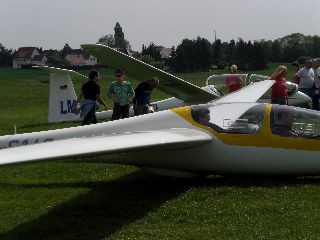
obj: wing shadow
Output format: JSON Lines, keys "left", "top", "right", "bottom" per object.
{"left": 1, "top": 173, "right": 319, "bottom": 239}
{"left": 0, "top": 171, "right": 194, "bottom": 240}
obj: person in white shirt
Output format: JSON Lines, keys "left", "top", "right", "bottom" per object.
{"left": 314, "top": 58, "right": 320, "bottom": 110}
{"left": 296, "top": 59, "right": 315, "bottom": 109}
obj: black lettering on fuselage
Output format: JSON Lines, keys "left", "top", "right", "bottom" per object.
{"left": 7, "top": 138, "right": 55, "bottom": 148}
{"left": 8, "top": 140, "right": 20, "bottom": 147}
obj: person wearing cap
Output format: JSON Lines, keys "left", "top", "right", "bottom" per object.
{"left": 314, "top": 58, "right": 320, "bottom": 110}
{"left": 292, "top": 62, "right": 301, "bottom": 85}
{"left": 132, "top": 77, "right": 159, "bottom": 116}
{"left": 296, "top": 59, "right": 315, "bottom": 109}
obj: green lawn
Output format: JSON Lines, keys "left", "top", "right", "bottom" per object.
{"left": 1, "top": 66, "right": 319, "bottom": 240}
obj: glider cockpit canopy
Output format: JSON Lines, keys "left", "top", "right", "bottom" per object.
{"left": 191, "top": 102, "right": 320, "bottom": 139}
{"left": 191, "top": 103, "right": 266, "bottom": 134}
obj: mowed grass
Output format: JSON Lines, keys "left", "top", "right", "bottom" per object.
{"left": 1, "top": 66, "right": 319, "bottom": 239}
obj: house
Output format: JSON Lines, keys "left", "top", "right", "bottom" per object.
{"left": 32, "top": 55, "right": 47, "bottom": 67}
{"left": 160, "top": 47, "right": 172, "bottom": 59}
{"left": 65, "top": 49, "right": 97, "bottom": 66}
{"left": 66, "top": 53, "right": 86, "bottom": 66}
{"left": 12, "top": 47, "right": 46, "bottom": 68}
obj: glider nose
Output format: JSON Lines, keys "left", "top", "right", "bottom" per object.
{"left": 171, "top": 106, "right": 192, "bottom": 121}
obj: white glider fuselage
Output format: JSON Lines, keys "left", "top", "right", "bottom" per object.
{"left": 1, "top": 103, "right": 320, "bottom": 176}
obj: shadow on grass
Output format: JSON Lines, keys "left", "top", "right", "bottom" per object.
{"left": 0, "top": 171, "right": 194, "bottom": 240}
{"left": 204, "top": 175, "right": 320, "bottom": 188}
{"left": 1, "top": 173, "right": 320, "bottom": 239}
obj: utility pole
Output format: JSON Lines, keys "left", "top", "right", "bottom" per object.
{"left": 214, "top": 29, "right": 217, "bottom": 42}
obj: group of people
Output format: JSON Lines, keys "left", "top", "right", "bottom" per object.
{"left": 224, "top": 59, "right": 320, "bottom": 109}
{"left": 72, "top": 69, "right": 159, "bottom": 126}
{"left": 73, "top": 60, "right": 320, "bottom": 126}
{"left": 270, "top": 59, "right": 320, "bottom": 109}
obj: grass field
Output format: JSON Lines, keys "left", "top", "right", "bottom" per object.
{"left": 1, "top": 65, "right": 319, "bottom": 240}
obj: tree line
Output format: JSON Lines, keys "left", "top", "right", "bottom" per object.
{"left": 140, "top": 33, "right": 320, "bottom": 72}
{"left": 1, "top": 22, "right": 320, "bottom": 72}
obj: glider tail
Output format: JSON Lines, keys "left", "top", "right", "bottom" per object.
{"left": 48, "top": 71, "right": 81, "bottom": 123}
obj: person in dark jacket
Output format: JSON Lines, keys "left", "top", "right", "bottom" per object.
{"left": 132, "top": 77, "right": 159, "bottom": 116}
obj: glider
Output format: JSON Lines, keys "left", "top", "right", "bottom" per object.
{"left": 2, "top": 75, "right": 320, "bottom": 177}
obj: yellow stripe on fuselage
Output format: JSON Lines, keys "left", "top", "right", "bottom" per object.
{"left": 171, "top": 104, "right": 320, "bottom": 152}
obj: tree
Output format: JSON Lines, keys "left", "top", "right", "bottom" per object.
{"left": 271, "top": 40, "right": 282, "bottom": 62}
{"left": 259, "top": 39, "right": 272, "bottom": 62}
{"left": 245, "top": 40, "right": 254, "bottom": 69}
{"left": 139, "top": 54, "right": 155, "bottom": 65}
{"left": 0, "top": 43, "right": 13, "bottom": 67}
{"left": 252, "top": 41, "right": 267, "bottom": 70}
{"left": 97, "top": 22, "right": 130, "bottom": 49}
{"left": 97, "top": 34, "right": 115, "bottom": 47}
{"left": 141, "top": 42, "right": 162, "bottom": 61}
{"left": 221, "top": 40, "right": 235, "bottom": 66}
{"left": 173, "top": 37, "right": 212, "bottom": 72}
{"left": 279, "top": 33, "right": 306, "bottom": 62}
{"left": 61, "top": 43, "right": 72, "bottom": 57}
{"left": 114, "top": 22, "right": 130, "bottom": 49}
{"left": 195, "top": 37, "right": 212, "bottom": 71}
{"left": 312, "top": 36, "right": 320, "bottom": 58}
{"left": 233, "top": 38, "right": 246, "bottom": 70}
{"left": 168, "top": 46, "right": 176, "bottom": 71}
{"left": 174, "top": 39, "right": 193, "bottom": 72}
{"left": 212, "top": 39, "right": 223, "bottom": 68}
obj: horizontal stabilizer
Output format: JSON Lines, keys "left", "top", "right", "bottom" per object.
{"left": 33, "top": 66, "right": 87, "bottom": 81}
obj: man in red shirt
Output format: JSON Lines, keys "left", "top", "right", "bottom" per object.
{"left": 270, "top": 65, "right": 288, "bottom": 105}
{"left": 225, "top": 64, "right": 243, "bottom": 93}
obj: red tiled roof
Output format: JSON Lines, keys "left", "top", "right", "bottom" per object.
{"left": 13, "top": 47, "right": 37, "bottom": 60}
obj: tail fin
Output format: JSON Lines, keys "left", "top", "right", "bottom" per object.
{"left": 33, "top": 66, "right": 86, "bottom": 123}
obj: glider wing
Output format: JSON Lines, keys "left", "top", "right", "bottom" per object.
{"left": 0, "top": 128, "right": 211, "bottom": 166}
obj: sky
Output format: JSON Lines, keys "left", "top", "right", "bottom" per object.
{"left": 1, "top": 0, "right": 319, "bottom": 51}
